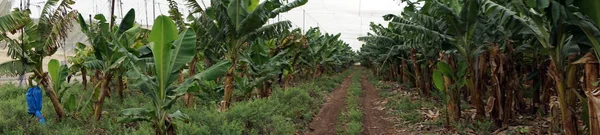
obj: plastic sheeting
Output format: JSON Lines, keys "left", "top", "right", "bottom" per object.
{"left": 26, "top": 86, "right": 46, "bottom": 125}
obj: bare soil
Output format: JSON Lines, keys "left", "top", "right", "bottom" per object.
{"left": 306, "top": 73, "right": 353, "bottom": 135}
{"left": 359, "top": 73, "right": 400, "bottom": 135}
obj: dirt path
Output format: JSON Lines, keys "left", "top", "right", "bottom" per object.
{"left": 359, "top": 73, "right": 398, "bottom": 135}
{"left": 306, "top": 73, "right": 354, "bottom": 135}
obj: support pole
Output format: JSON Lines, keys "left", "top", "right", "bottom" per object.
{"left": 109, "top": 0, "right": 116, "bottom": 31}
{"left": 153, "top": 0, "right": 156, "bottom": 19}
{"left": 303, "top": 10, "right": 305, "bottom": 33}
{"left": 145, "top": 0, "right": 149, "bottom": 26}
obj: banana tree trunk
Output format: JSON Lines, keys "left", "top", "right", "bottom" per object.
{"left": 267, "top": 81, "right": 272, "bottom": 97}
{"left": 402, "top": 60, "right": 409, "bottom": 84}
{"left": 411, "top": 49, "right": 426, "bottom": 96}
{"left": 394, "top": 63, "right": 399, "bottom": 81}
{"left": 550, "top": 59, "right": 579, "bottom": 135}
{"left": 556, "top": 78, "right": 579, "bottom": 135}
{"left": 532, "top": 62, "right": 542, "bottom": 114}
{"left": 222, "top": 60, "right": 236, "bottom": 111}
{"left": 584, "top": 58, "right": 600, "bottom": 135}
{"left": 516, "top": 67, "right": 528, "bottom": 113}
{"left": 586, "top": 63, "right": 600, "bottom": 135}
{"left": 388, "top": 64, "right": 394, "bottom": 81}
{"left": 39, "top": 72, "right": 66, "bottom": 121}
{"left": 442, "top": 54, "right": 460, "bottom": 123}
{"left": 573, "top": 52, "right": 600, "bottom": 134}
{"left": 392, "top": 67, "right": 397, "bottom": 81}
{"left": 314, "top": 65, "right": 323, "bottom": 77}
{"left": 477, "top": 52, "right": 487, "bottom": 99}
{"left": 185, "top": 56, "right": 198, "bottom": 108}
{"left": 118, "top": 75, "right": 124, "bottom": 99}
{"left": 504, "top": 49, "right": 519, "bottom": 124}
{"left": 566, "top": 56, "right": 580, "bottom": 134}
{"left": 489, "top": 45, "right": 504, "bottom": 125}
{"left": 319, "top": 65, "right": 324, "bottom": 76}
{"left": 503, "top": 74, "right": 515, "bottom": 124}
{"left": 278, "top": 70, "right": 284, "bottom": 86}
{"left": 94, "top": 73, "right": 112, "bottom": 120}
{"left": 424, "top": 59, "right": 434, "bottom": 97}
{"left": 285, "top": 53, "right": 302, "bottom": 89}
{"left": 566, "top": 56, "right": 579, "bottom": 123}
{"left": 93, "top": 69, "right": 101, "bottom": 85}
{"left": 261, "top": 81, "right": 273, "bottom": 98}
{"left": 541, "top": 66, "right": 552, "bottom": 115}
{"left": 468, "top": 59, "right": 485, "bottom": 120}
{"left": 178, "top": 71, "right": 184, "bottom": 83}
{"left": 283, "top": 74, "right": 291, "bottom": 89}
{"left": 82, "top": 67, "right": 87, "bottom": 91}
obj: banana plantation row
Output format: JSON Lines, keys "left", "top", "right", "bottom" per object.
{"left": 358, "top": 0, "right": 600, "bottom": 134}
{"left": 0, "top": 0, "right": 356, "bottom": 134}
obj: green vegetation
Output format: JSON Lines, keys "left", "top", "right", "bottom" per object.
{"left": 359, "top": 0, "right": 600, "bottom": 134}
{"left": 11, "top": 0, "right": 600, "bottom": 134}
{"left": 0, "top": 70, "right": 350, "bottom": 134}
{"left": 337, "top": 70, "right": 363, "bottom": 135}
{"left": 0, "top": 0, "right": 357, "bottom": 134}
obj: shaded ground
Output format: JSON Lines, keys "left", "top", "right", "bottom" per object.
{"left": 373, "top": 80, "right": 551, "bottom": 135}
{"left": 306, "top": 73, "right": 353, "bottom": 135}
{"left": 359, "top": 72, "right": 400, "bottom": 135}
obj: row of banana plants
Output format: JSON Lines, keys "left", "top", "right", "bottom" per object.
{"left": 358, "top": 0, "right": 600, "bottom": 134}
{"left": 0, "top": 0, "right": 356, "bottom": 134}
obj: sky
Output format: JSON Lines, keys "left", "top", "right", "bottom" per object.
{"left": 9, "top": 0, "right": 405, "bottom": 51}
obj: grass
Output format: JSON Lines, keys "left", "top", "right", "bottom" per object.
{"left": 452, "top": 119, "right": 493, "bottom": 135}
{"left": 0, "top": 69, "right": 353, "bottom": 134}
{"left": 337, "top": 70, "right": 363, "bottom": 135}
{"left": 364, "top": 70, "right": 445, "bottom": 131}
{"left": 364, "top": 70, "right": 496, "bottom": 134}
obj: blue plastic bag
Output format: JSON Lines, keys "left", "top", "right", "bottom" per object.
{"left": 26, "top": 86, "right": 46, "bottom": 125}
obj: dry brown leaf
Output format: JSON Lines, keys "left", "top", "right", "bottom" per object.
{"left": 485, "top": 97, "right": 496, "bottom": 117}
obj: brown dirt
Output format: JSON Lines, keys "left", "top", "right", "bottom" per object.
{"left": 359, "top": 73, "right": 399, "bottom": 135}
{"left": 305, "top": 73, "right": 353, "bottom": 135}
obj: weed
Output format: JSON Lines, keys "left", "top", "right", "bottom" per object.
{"left": 347, "top": 108, "right": 362, "bottom": 122}
{"left": 337, "top": 70, "right": 364, "bottom": 134}
{"left": 346, "top": 121, "right": 362, "bottom": 135}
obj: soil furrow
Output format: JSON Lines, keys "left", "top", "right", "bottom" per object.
{"left": 359, "top": 73, "right": 397, "bottom": 135}
{"left": 306, "top": 73, "right": 354, "bottom": 135}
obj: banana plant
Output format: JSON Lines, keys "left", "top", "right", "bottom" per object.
{"left": 48, "top": 59, "right": 80, "bottom": 115}
{"left": 67, "top": 43, "right": 101, "bottom": 90}
{"left": 183, "top": 2, "right": 227, "bottom": 107}
{"left": 77, "top": 9, "right": 147, "bottom": 120}
{"left": 571, "top": 0, "right": 600, "bottom": 133}
{"left": 432, "top": 60, "right": 467, "bottom": 126}
{"left": 482, "top": 0, "right": 585, "bottom": 133}
{"left": 118, "top": 15, "right": 231, "bottom": 135}
{"left": 357, "top": 23, "right": 404, "bottom": 79}
{"left": 241, "top": 38, "right": 290, "bottom": 98}
{"left": 48, "top": 59, "right": 71, "bottom": 100}
{"left": 0, "top": 9, "right": 32, "bottom": 84}
{"left": 0, "top": 0, "right": 77, "bottom": 121}
{"left": 0, "top": 9, "right": 30, "bottom": 42}
{"left": 277, "top": 29, "right": 307, "bottom": 88}
{"left": 187, "top": 0, "right": 308, "bottom": 110}
{"left": 389, "top": 0, "right": 488, "bottom": 119}
{"left": 302, "top": 33, "right": 345, "bottom": 77}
